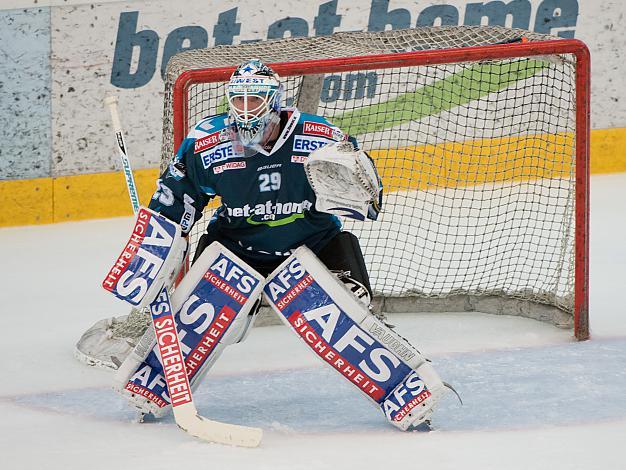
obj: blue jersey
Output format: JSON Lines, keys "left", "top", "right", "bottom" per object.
{"left": 149, "top": 108, "right": 379, "bottom": 269}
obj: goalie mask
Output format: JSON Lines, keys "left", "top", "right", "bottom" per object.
{"left": 227, "top": 59, "right": 283, "bottom": 147}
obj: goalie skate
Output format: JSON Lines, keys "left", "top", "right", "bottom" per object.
{"left": 74, "top": 309, "right": 150, "bottom": 370}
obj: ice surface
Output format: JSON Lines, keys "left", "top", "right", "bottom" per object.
{"left": 0, "top": 173, "right": 625, "bottom": 469}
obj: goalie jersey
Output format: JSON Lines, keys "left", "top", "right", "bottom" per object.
{"left": 149, "top": 108, "right": 381, "bottom": 271}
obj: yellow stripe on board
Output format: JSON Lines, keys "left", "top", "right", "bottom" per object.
{"left": 369, "top": 133, "right": 576, "bottom": 191}
{"left": 0, "top": 127, "right": 625, "bottom": 228}
{"left": 0, "top": 178, "right": 54, "bottom": 226}
{"left": 53, "top": 168, "right": 160, "bottom": 222}
{"left": 590, "top": 127, "right": 626, "bottom": 173}
{"left": 0, "top": 168, "right": 159, "bottom": 228}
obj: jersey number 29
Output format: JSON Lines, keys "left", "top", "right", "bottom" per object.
{"left": 259, "top": 172, "right": 281, "bottom": 192}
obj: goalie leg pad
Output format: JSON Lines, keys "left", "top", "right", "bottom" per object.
{"left": 114, "top": 242, "right": 264, "bottom": 417}
{"left": 263, "top": 246, "right": 445, "bottom": 430}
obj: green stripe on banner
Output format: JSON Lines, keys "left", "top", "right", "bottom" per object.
{"left": 332, "top": 60, "right": 548, "bottom": 135}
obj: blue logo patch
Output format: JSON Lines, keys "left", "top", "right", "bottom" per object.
{"left": 200, "top": 142, "right": 234, "bottom": 169}
{"left": 293, "top": 135, "right": 332, "bottom": 153}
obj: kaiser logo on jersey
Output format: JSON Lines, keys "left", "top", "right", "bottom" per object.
{"left": 303, "top": 121, "right": 343, "bottom": 141}
{"left": 264, "top": 257, "right": 413, "bottom": 403}
{"left": 102, "top": 208, "right": 179, "bottom": 306}
{"left": 194, "top": 131, "right": 221, "bottom": 153}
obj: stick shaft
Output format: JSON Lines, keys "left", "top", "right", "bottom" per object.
{"left": 104, "top": 96, "right": 141, "bottom": 215}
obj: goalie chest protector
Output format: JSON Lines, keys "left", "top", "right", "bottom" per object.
{"left": 149, "top": 108, "right": 361, "bottom": 267}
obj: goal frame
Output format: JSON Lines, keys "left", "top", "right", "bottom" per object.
{"left": 169, "top": 38, "right": 590, "bottom": 341}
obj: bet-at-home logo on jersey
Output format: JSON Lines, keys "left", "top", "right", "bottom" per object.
{"left": 225, "top": 200, "right": 313, "bottom": 227}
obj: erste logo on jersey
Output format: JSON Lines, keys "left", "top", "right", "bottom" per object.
{"left": 303, "top": 121, "right": 343, "bottom": 141}
{"left": 293, "top": 135, "right": 332, "bottom": 153}
{"left": 200, "top": 142, "right": 235, "bottom": 169}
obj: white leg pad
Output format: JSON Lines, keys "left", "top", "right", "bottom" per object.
{"left": 113, "top": 242, "right": 264, "bottom": 417}
{"left": 263, "top": 245, "right": 445, "bottom": 430}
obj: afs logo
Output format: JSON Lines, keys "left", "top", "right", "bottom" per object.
{"left": 208, "top": 253, "right": 260, "bottom": 295}
{"left": 265, "top": 258, "right": 409, "bottom": 401}
{"left": 382, "top": 371, "right": 431, "bottom": 422}
{"left": 102, "top": 209, "right": 177, "bottom": 306}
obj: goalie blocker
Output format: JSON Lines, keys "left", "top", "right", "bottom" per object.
{"left": 102, "top": 207, "right": 187, "bottom": 309}
{"left": 264, "top": 246, "right": 446, "bottom": 430}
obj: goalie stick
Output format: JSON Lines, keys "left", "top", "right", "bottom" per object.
{"left": 104, "top": 96, "right": 263, "bottom": 447}
{"left": 103, "top": 96, "right": 140, "bottom": 214}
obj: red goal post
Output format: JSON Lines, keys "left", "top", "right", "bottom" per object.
{"left": 163, "top": 28, "right": 590, "bottom": 340}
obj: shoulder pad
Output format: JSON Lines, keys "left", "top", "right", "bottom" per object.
{"left": 188, "top": 113, "right": 229, "bottom": 139}
{"left": 185, "top": 113, "right": 234, "bottom": 156}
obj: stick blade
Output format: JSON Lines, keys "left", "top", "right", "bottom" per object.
{"left": 174, "top": 404, "right": 263, "bottom": 448}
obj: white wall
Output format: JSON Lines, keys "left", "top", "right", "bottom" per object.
{"left": 1, "top": 0, "right": 624, "bottom": 179}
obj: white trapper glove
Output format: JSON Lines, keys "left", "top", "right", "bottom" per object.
{"left": 305, "top": 140, "right": 380, "bottom": 221}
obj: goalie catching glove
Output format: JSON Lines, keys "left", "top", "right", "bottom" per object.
{"left": 305, "top": 140, "right": 381, "bottom": 221}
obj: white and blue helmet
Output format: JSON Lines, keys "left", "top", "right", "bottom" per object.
{"left": 227, "top": 59, "right": 283, "bottom": 146}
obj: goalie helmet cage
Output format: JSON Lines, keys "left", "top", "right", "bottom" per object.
{"left": 159, "top": 26, "right": 589, "bottom": 340}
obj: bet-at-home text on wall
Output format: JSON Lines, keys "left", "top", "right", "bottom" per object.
{"left": 1, "top": 0, "right": 624, "bottom": 182}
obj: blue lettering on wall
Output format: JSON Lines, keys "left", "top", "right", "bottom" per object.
{"left": 315, "top": 0, "right": 342, "bottom": 36}
{"left": 534, "top": 0, "right": 579, "bottom": 38}
{"left": 268, "top": 17, "right": 309, "bottom": 39}
{"left": 213, "top": 8, "right": 241, "bottom": 46}
{"left": 465, "top": 0, "right": 532, "bottom": 29}
{"left": 161, "top": 26, "right": 208, "bottom": 80}
{"left": 368, "top": 0, "right": 411, "bottom": 31}
{"left": 111, "top": 11, "right": 159, "bottom": 89}
{"left": 321, "top": 72, "right": 377, "bottom": 103}
{"left": 110, "top": 1, "right": 579, "bottom": 90}
{"left": 416, "top": 5, "right": 460, "bottom": 27}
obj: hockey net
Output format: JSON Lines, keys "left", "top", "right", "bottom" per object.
{"left": 132, "top": 26, "right": 587, "bottom": 340}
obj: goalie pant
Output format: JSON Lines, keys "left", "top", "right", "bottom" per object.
{"left": 113, "top": 242, "right": 264, "bottom": 417}
{"left": 263, "top": 246, "right": 446, "bottom": 430}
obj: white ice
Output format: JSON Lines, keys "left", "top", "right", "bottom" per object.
{"left": 1, "top": 173, "right": 625, "bottom": 470}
